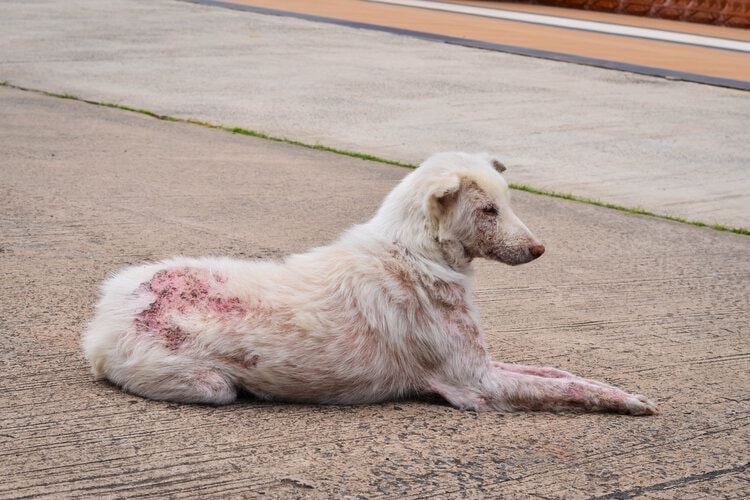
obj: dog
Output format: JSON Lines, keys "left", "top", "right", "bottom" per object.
{"left": 82, "top": 152, "right": 657, "bottom": 415}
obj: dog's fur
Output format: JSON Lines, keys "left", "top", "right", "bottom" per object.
{"left": 82, "top": 152, "right": 657, "bottom": 415}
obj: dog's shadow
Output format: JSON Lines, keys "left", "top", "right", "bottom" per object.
{"left": 233, "top": 389, "right": 454, "bottom": 410}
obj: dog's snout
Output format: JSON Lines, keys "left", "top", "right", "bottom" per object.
{"left": 529, "top": 244, "right": 545, "bottom": 259}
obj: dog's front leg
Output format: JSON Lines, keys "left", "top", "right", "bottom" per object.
{"left": 498, "top": 368, "right": 658, "bottom": 415}
{"left": 429, "top": 365, "right": 658, "bottom": 415}
{"left": 493, "top": 361, "right": 623, "bottom": 390}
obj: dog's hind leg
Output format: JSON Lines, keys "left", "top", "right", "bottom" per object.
{"left": 124, "top": 368, "right": 237, "bottom": 405}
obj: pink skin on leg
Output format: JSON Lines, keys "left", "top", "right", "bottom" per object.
{"left": 499, "top": 367, "right": 658, "bottom": 415}
{"left": 429, "top": 364, "right": 658, "bottom": 415}
{"left": 494, "top": 362, "right": 575, "bottom": 379}
{"left": 493, "top": 362, "right": 622, "bottom": 390}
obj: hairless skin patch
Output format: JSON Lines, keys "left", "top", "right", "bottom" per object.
{"left": 134, "top": 268, "right": 246, "bottom": 350}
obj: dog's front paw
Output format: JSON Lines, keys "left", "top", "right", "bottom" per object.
{"left": 624, "top": 393, "right": 659, "bottom": 416}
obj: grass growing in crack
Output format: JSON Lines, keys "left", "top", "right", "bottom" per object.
{"left": 3, "top": 81, "right": 748, "bottom": 236}
{"left": 50, "top": 92, "right": 79, "bottom": 100}
{"left": 511, "top": 184, "right": 750, "bottom": 235}
{"left": 220, "top": 126, "right": 413, "bottom": 168}
{"left": 100, "top": 103, "right": 180, "bottom": 122}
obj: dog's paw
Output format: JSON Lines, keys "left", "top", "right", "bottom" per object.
{"left": 625, "top": 393, "right": 659, "bottom": 416}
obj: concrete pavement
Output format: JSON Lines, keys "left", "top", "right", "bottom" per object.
{"left": 0, "top": 0, "right": 748, "bottom": 497}
{"left": 2, "top": 83, "right": 749, "bottom": 498}
{"left": 1, "top": 0, "right": 748, "bottom": 229}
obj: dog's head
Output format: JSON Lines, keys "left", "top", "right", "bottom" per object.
{"left": 419, "top": 152, "right": 544, "bottom": 268}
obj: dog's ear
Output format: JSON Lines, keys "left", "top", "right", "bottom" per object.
{"left": 491, "top": 159, "right": 506, "bottom": 173}
{"left": 479, "top": 152, "right": 507, "bottom": 173}
{"left": 425, "top": 175, "right": 461, "bottom": 219}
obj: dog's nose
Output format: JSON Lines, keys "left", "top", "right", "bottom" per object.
{"left": 529, "top": 244, "right": 545, "bottom": 259}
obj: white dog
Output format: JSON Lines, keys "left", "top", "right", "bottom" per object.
{"left": 82, "top": 152, "right": 657, "bottom": 415}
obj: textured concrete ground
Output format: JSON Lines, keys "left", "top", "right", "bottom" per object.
{"left": 1, "top": 87, "right": 748, "bottom": 498}
{"left": 1, "top": 0, "right": 748, "bottom": 229}
{"left": 1, "top": 0, "right": 749, "bottom": 497}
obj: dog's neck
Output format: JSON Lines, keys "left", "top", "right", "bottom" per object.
{"left": 385, "top": 238, "right": 474, "bottom": 293}
{"left": 364, "top": 208, "right": 474, "bottom": 276}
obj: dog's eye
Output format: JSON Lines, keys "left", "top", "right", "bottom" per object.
{"left": 482, "top": 206, "right": 498, "bottom": 216}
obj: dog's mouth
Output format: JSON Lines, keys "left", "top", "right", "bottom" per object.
{"left": 485, "top": 246, "right": 543, "bottom": 266}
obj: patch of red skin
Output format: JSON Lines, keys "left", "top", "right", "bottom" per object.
{"left": 603, "top": 387, "right": 631, "bottom": 409}
{"left": 562, "top": 382, "right": 631, "bottom": 412}
{"left": 135, "top": 267, "right": 247, "bottom": 351}
{"left": 565, "top": 382, "right": 586, "bottom": 402}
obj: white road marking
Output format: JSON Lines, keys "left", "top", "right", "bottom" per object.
{"left": 369, "top": 0, "right": 750, "bottom": 53}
